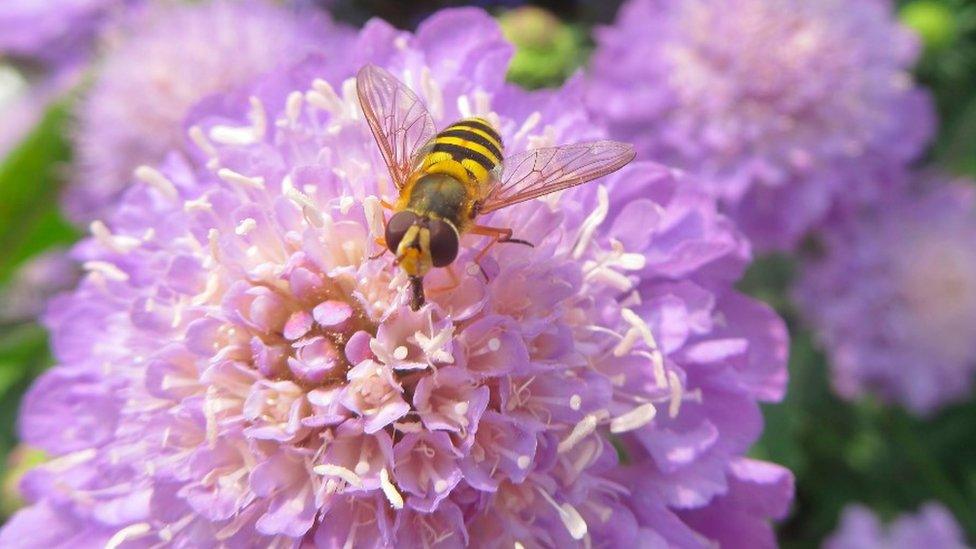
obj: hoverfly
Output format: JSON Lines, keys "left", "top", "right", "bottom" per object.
{"left": 356, "top": 64, "right": 636, "bottom": 310}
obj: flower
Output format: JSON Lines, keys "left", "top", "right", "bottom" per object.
{"left": 586, "top": 0, "right": 934, "bottom": 250}
{"left": 825, "top": 502, "right": 967, "bottom": 549}
{"left": 796, "top": 180, "right": 976, "bottom": 415}
{"left": 65, "top": 0, "right": 353, "bottom": 221}
{"left": 0, "top": 0, "right": 136, "bottom": 69}
{"left": 3, "top": 9, "right": 791, "bottom": 546}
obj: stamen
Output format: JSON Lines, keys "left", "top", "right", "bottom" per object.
{"left": 393, "top": 346, "right": 409, "bottom": 360}
{"left": 420, "top": 67, "right": 444, "bottom": 120}
{"left": 83, "top": 261, "right": 129, "bottom": 282}
{"left": 569, "top": 394, "right": 582, "bottom": 411}
{"left": 188, "top": 125, "right": 219, "bottom": 158}
{"left": 513, "top": 111, "right": 541, "bottom": 143}
{"left": 105, "top": 523, "right": 152, "bottom": 549}
{"left": 573, "top": 186, "right": 609, "bottom": 259}
{"left": 314, "top": 464, "right": 364, "bottom": 488}
{"left": 537, "top": 489, "right": 588, "bottom": 541}
{"left": 217, "top": 168, "right": 265, "bottom": 190}
{"left": 621, "top": 308, "right": 659, "bottom": 350}
{"left": 667, "top": 371, "right": 683, "bottom": 418}
{"left": 235, "top": 218, "right": 257, "bottom": 236}
{"left": 457, "top": 95, "right": 472, "bottom": 119}
{"left": 285, "top": 91, "right": 304, "bottom": 126}
{"left": 90, "top": 220, "right": 140, "bottom": 253}
{"left": 380, "top": 468, "right": 404, "bottom": 509}
{"left": 134, "top": 165, "right": 178, "bottom": 200}
{"left": 610, "top": 403, "right": 657, "bottom": 433}
{"left": 516, "top": 455, "right": 532, "bottom": 470}
{"left": 487, "top": 337, "right": 501, "bottom": 352}
{"left": 558, "top": 414, "right": 598, "bottom": 453}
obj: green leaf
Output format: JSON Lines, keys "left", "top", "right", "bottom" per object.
{"left": 0, "top": 101, "right": 78, "bottom": 285}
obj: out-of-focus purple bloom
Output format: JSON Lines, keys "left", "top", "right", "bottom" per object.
{"left": 65, "top": 0, "right": 353, "bottom": 222}
{"left": 825, "top": 503, "right": 967, "bottom": 549}
{"left": 587, "top": 0, "right": 934, "bottom": 250}
{"left": 796, "top": 180, "right": 976, "bottom": 415}
{"left": 0, "top": 0, "right": 135, "bottom": 68}
{"left": 3, "top": 9, "right": 791, "bottom": 546}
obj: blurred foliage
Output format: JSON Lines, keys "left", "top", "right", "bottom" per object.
{"left": 500, "top": 6, "right": 587, "bottom": 89}
{"left": 0, "top": 101, "right": 76, "bottom": 519}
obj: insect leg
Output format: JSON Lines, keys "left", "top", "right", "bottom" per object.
{"left": 468, "top": 225, "right": 535, "bottom": 280}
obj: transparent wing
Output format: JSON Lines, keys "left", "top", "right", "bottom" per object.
{"left": 480, "top": 141, "right": 636, "bottom": 214}
{"left": 356, "top": 64, "right": 437, "bottom": 189}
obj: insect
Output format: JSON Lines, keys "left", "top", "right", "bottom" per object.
{"left": 356, "top": 64, "right": 636, "bottom": 310}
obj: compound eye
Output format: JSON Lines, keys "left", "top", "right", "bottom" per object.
{"left": 428, "top": 219, "right": 459, "bottom": 267}
{"left": 385, "top": 211, "right": 418, "bottom": 253}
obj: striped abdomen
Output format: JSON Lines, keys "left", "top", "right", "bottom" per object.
{"left": 421, "top": 117, "right": 504, "bottom": 187}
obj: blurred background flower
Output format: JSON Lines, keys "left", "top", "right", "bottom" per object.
{"left": 586, "top": 0, "right": 934, "bottom": 251}
{"left": 65, "top": 0, "right": 353, "bottom": 221}
{"left": 796, "top": 180, "right": 976, "bottom": 415}
{"left": 825, "top": 502, "right": 968, "bottom": 549}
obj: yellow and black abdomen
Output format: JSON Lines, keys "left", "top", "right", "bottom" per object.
{"left": 421, "top": 117, "right": 504, "bottom": 187}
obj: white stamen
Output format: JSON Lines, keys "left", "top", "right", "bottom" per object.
{"left": 487, "top": 337, "right": 501, "bottom": 352}
{"left": 380, "top": 469, "right": 404, "bottom": 509}
{"left": 513, "top": 111, "right": 541, "bottom": 144}
{"left": 209, "top": 124, "right": 259, "bottom": 146}
{"left": 434, "top": 479, "right": 449, "bottom": 493}
{"left": 473, "top": 89, "right": 491, "bottom": 116}
{"left": 569, "top": 394, "right": 582, "bottom": 411}
{"left": 285, "top": 91, "right": 304, "bottom": 125}
{"left": 183, "top": 195, "right": 212, "bottom": 212}
{"left": 134, "top": 165, "right": 178, "bottom": 200}
{"left": 610, "top": 403, "right": 657, "bottom": 433}
{"left": 313, "top": 464, "right": 364, "bottom": 488}
{"left": 572, "top": 186, "right": 609, "bottom": 259}
{"left": 354, "top": 460, "right": 370, "bottom": 476}
{"left": 188, "top": 125, "right": 219, "bottom": 158}
{"left": 393, "top": 346, "right": 409, "bottom": 360}
{"left": 90, "top": 220, "right": 140, "bottom": 253}
{"left": 457, "top": 95, "right": 472, "bottom": 118}
{"left": 83, "top": 261, "right": 128, "bottom": 281}
{"left": 622, "top": 308, "right": 658, "bottom": 350}
{"left": 420, "top": 67, "right": 444, "bottom": 120}
{"left": 207, "top": 228, "right": 220, "bottom": 262}
{"left": 516, "top": 455, "right": 532, "bottom": 470}
{"left": 613, "top": 328, "right": 642, "bottom": 357}
{"left": 248, "top": 96, "right": 267, "bottom": 138}
{"left": 668, "top": 371, "right": 683, "bottom": 418}
{"left": 537, "top": 489, "right": 588, "bottom": 541}
{"left": 217, "top": 168, "right": 265, "bottom": 190}
{"left": 453, "top": 402, "right": 469, "bottom": 415}
{"left": 363, "top": 196, "right": 385, "bottom": 238}
{"left": 105, "top": 523, "right": 152, "bottom": 549}
{"left": 235, "top": 218, "right": 257, "bottom": 236}
{"left": 284, "top": 184, "right": 324, "bottom": 227}
{"left": 558, "top": 414, "right": 598, "bottom": 453}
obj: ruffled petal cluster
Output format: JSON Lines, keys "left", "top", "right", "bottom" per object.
{"left": 3, "top": 9, "right": 790, "bottom": 547}
{"left": 66, "top": 0, "right": 353, "bottom": 221}
{"left": 825, "top": 503, "right": 967, "bottom": 549}
{"left": 586, "top": 0, "right": 934, "bottom": 250}
{"left": 796, "top": 181, "right": 976, "bottom": 414}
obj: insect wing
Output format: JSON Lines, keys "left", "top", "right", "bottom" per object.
{"left": 356, "top": 64, "right": 437, "bottom": 189}
{"left": 480, "top": 141, "right": 636, "bottom": 214}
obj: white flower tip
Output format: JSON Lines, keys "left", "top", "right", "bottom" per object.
{"left": 609, "top": 403, "right": 657, "bottom": 433}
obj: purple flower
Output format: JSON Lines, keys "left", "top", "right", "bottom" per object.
{"left": 0, "top": 0, "right": 136, "bottom": 68}
{"left": 0, "top": 249, "right": 79, "bottom": 323}
{"left": 825, "top": 503, "right": 967, "bottom": 549}
{"left": 796, "top": 180, "right": 976, "bottom": 415}
{"left": 4, "top": 9, "right": 791, "bottom": 546}
{"left": 586, "top": 0, "right": 934, "bottom": 250}
{"left": 65, "top": 0, "right": 353, "bottom": 221}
